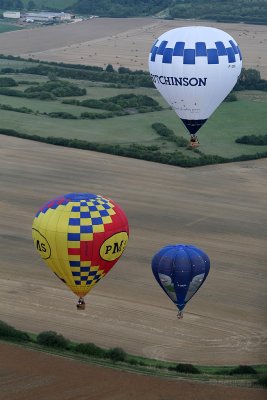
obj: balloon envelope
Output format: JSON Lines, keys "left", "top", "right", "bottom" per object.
{"left": 152, "top": 244, "right": 210, "bottom": 312}
{"left": 32, "top": 193, "right": 129, "bottom": 299}
{"left": 148, "top": 26, "right": 242, "bottom": 135}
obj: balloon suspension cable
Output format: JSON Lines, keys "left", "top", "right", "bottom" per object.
{"left": 76, "top": 297, "right": 86, "bottom": 310}
{"left": 177, "top": 311, "right": 183, "bottom": 319}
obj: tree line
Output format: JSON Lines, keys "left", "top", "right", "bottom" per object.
{"left": 1, "top": 319, "right": 266, "bottom": 384}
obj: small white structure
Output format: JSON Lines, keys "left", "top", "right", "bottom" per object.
{"left": 3, "top": 11, "right": 21, "bottom": 19}
{"left": 24, "top": 12, "right": 75, "bottom": 22}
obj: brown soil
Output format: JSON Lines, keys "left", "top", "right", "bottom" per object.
{"left": 0, "top": 18, "right": 266, "bottom": 78}
{"left": 0, "top": 135, "right": 266, "bottom": 366}
{"left": 0, "top": 343, "right": 266, "bottom": 400}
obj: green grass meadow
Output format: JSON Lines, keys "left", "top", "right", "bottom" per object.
{"left": 0, "top": 69, "right": 267, "bottom": 159}
{"left": 0, "top": 22, "right": 24, "bottom": 33}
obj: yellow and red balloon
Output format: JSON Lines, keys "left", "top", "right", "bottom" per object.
{"left": 32, "top": 193, "right": 129, "bottom": 302}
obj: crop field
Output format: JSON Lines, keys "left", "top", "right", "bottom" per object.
{"left": 0, "top": 17, "right": 266, "bottom": 78}
{"left": 0, "top": 69, "right": 266, "bottom": 158}
{"left": 0, "top": 17, "right": 266, "bottom": 400}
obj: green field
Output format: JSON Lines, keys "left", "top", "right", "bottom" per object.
{"left": 0, "top": 22, "right": 24, "bottom": 33}
{"left": 0, "top": 67, "right": 267, "bottom": 161}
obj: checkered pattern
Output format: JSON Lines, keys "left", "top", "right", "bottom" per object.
{"left": 67, "top": 197, "right": 115, "bottom": 286}
{"left": 150, "top": 39, "right": 242, "bottom": 64}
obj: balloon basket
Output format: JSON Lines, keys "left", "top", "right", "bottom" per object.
{"left": 177, "top": 311, "right": 183, "bottom": 319}
{"left": 77, "top": 297, "right": 86, "bottom": 310}
{"left": 188, "top": 140, "right": 199, "bottom": 149}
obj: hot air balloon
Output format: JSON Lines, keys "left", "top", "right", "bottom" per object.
{"left": 32, "top": 192, "right": 129, "bottom": 309}
{"left": 148, "top": 26, "right": 242, "bottom": 147}
{"left": 152, "top": 244, "right": 210, "bottom": 318}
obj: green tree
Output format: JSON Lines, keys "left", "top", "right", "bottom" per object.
{"left": 27, "top": 0, "right": 36, "bottom": 10}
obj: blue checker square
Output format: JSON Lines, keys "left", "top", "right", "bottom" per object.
{"left": 92, "top": 217, "right": 103, "bottom": 225}
{"left": 226, "top": 47, "right": 236, "bottom": 63}
{"left": 80, "top": 212, "right": 91, "bottom": 218}
{"left": 81, "top": 267, "right": 90, "bottom": 272}
{"left": 88, "top": 205, "right": 98, "bottom": 211}
{"left": 81, "top": 276, "right": 88, "bottom": 281}
{"left": 99, "top": 210, "right": 110, "bottom": 217}
{"left": 102, "top": 203, "right": 111, "bottom": 209}
{"left": 71, "top": 206, "right": 81, "bottom": 212}
{"left": 157, "top": 40, "right": 168, "bottom": 55}
{"left": 162, "top": 48, "right": 173, "bottom": 63}
{"left": 207, "top": 48, "right": 219, "bottom": 64}
{"left": 75, "top": 280, "right": 81, "bottom": 285}
{"left": 68, "top": 233, "right": 80, "bottom": 241}
{"left": 229, "top": 40, "right": 238, "bottom": 54}
{"left": 195, "top": 42, "right": 207, "bottom": 56}
{"left": 72, "top": 271, "right": 81, "bottom": 276}
{"left": 69, "top": 218, "right": 80, "bottom": 226}
{"left": 89, "top": 270, "right": 97, "bottom": 276}
{"left": 173, "top": 42, "right": 185, "bottom": 56}
{"left": 215, "top": 41, "right": 227, "bottom": 56}
{"left": 184, "top": 49, "right": 195, "bottom": 64}
{"left": 70, "top": 261, "right": 80, "bottom": 267}
{"left": 81, "top": 225, "right": 93, "bottom": 233}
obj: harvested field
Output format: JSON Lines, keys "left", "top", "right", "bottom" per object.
{"left": 0, "top": 343, "right": 266, "bottom": 400}
{"left": 0, "top": 135, "right": 266, "bottom": 366}
{"left": 0, "top": 18, "right": 266, "bottom": 78}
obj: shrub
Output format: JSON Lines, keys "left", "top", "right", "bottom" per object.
{"left": 0, "top": 77, "right": 18, "bottom": 87}
{"left": 256, "top": 374, "right": 267, "bottom": 388}
{"left": 75, "top": 342, "right": 106, "bottom": 358}
{"left": 0, "top": 320, "right": 30, "bottom": 342}
{"left": 106, "top": 347, "right": 127, "bottom": 362}
{"left": 36, "top": 331, "right": 70, "bottom": 349}
{"left": 229, "top": 365, "right": 257, "bottom": 375}
{"left": 48, "top": 112, "right": 77, "bottom": 119}
{"left": 236, "top": 134, "right": 267, "bottom": 145}
{"left": 224, "top": 92, "right": 237, "bottom": 102}
{"left": 168, "top": 363, "right": 200, "bottom": 374}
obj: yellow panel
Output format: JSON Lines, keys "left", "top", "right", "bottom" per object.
{"left": 80, "top": 218, "right": 92, "bottom": 226}
{"left": 56, "top": 210, "right": 71, "bottom": 233}
{"left": 67, "top": 240, "right": 81, "bottom": 248}
{"left": 80, "top": 206, "right": 89, "bottom": 211}
{"left": 93, "top": 225, "right": 104, "bottom": 233}
{"left": 54, "top": 232, "right": 68, "bottom": 260}
{"left": 69, "top": 212, "right": 81, "bottom": 219}
{"left": 67, "top": 225, "right": 80, "bottom": 233}
{"left": 101, "top": 216, "right": 112, "bottom": 224}
{"left": 80, "top": 261, "right": 91, "bottom": 267}
{"left": 80, "top": 233, "right": 93, "bottom": 241}
{"left": 90, "top": 211, "right": 101, "bottom": 218}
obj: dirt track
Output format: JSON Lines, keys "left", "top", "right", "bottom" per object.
{"left": 0, "top": 18, "right": 266, "bottom": 78}
{"left": 1, "top": 343, "right": 266, "bottom": 400}
{"left": 0, "top": 135, "right": 266, "bottom": 366}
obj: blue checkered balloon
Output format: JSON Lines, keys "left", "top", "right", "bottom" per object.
{"left": 148, "top": 26, "right": 242, "bottom": 136}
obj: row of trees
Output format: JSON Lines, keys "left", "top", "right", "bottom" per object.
{"left": 169, "top": 0, "right": 267, "bottom": 25}
{"left": 1, "top": 127, "right": 267, "bottom": 168}
{"left": 1, "top": 55, "right": 266, "bottom": 92}
{"left": 1, "top": 320, "right": 266, "bottom": 382}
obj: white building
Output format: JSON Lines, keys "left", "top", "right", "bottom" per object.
{"left": 24, "top": 12, "right": 75, "bottom": 22}
{"left": 3, "top": 11, "right": 21, "bottom": 19}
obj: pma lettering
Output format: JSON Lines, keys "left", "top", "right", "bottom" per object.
{"left": 151, "top": 74, "right": 207, "bottom": 87}
{"left": 105, "top": 240, "right": 127, "bottom": 255}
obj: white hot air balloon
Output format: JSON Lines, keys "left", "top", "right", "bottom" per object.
{"left": 148, "top": 26, "right": 242, "bottom": 147}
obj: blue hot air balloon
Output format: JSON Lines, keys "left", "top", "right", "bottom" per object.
{"left": 151, "top": 244, "right": 210, "bottom": 318}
